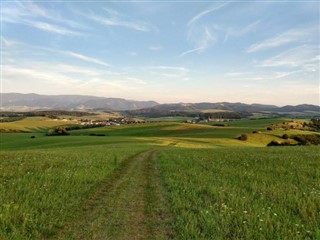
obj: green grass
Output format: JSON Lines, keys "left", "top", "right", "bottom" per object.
{"left": 157, "top": 146, "right": 320, "bottom": 239}
{"left": 0, "top": 143, "right": 151, "bottom": 239}
{"left": 1, "top": 117, "right": 319, "bottom": 239}
{"left": 146, "top": 116, "right": 193, "bottom": 122}
{"left": 0, "top": 133, "right": 159, "bottom": 151}
{"left": 207, "top": 118, "right": 287, "bottom": 128}
{"left": 69, "top": 122, "right": 262, "bottom": 139}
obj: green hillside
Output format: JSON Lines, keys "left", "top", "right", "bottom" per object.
{"left": 1, "top": 117, "right": 319, "bottom": 239}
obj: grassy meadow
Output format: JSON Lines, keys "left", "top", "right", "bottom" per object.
{"left": 158, "top": 147, "right": 320, "bottom": 239}
{"left": 0, "top": 116, "right": 319, "bottom": 239}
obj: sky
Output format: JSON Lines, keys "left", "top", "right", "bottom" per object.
{"left": 1, "top": 1, "right": 319, "bottom": 106}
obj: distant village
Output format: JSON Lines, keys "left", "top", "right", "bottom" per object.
{"left": 76, "top": 117, "right": 235, "bottom": 127}
{"left": 185, "top": 117, "right": 234, "bottom": 124}
{"left": 77, "top": 118, "right": 145, "bottom": 126}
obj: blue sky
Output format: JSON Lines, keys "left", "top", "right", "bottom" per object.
{"left": 1, "top": 1, "right": 319, "bottom": 105}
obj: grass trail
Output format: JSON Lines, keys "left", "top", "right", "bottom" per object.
{"left": 57, "top": 149, "right": 172, "bottom": 240}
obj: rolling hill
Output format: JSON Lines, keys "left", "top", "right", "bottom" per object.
{"left": 1, "top": 93, "right": 159, "bottom": 111}
{"left": 2, "top": 93, "right": 319, "bottom": 115}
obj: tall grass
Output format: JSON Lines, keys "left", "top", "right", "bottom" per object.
{"left": 158, "top": 146, "right": 320, "bottom": 239}
{"left": 0, "top": 144, "right": 149, "bottom": 239}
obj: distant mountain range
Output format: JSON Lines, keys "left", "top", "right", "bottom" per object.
{"left": 1, "top": 93, "right": 158, "bottom": 111}
{"left": 143, "top": 102, "right": 320, "bottom": 113}
{"left": 1, "top": 93, "right": 319, "bottom": 114}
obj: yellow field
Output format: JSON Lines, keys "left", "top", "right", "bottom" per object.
{"left": 0, "top": 117, "right": 77, "bottom": 132}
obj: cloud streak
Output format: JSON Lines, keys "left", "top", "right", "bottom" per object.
{"left": 180, "top": 27, "right": 216, "bottom": 56}
{"left": 225, "top": 70, "right": 299, "bottom": 81}
{"left": 28, "top": 21, "right": 80, "bottom": 35}
{"left": 223, "top": 19, "right": 261, "bottom": 43}
{"left": 147, "top": 66, "right": 189, "bottom": 78}
{"left": 247, "top": 27, "right": 316, "bottom": 52}
{"left": 2, "top": 1, "right": 83, "bottom": 35}
{"left": 65, "top": 51, "right": 111, "bottom": 67}
{"left": 83, "top": 8, "right": 154, "bottom": 32}
{"left": 258, "top": 45, "right": 319, "bottom": 71}
{"left": 188, "top": 2, "right": 230, "bottom": 26}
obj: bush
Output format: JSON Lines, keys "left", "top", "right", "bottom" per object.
{"left": 238, "top": 134, "right": 248, "bottom": 141}
{"left": 267, "top": 127, "right": 273, "bottom": 131}
{"left": 252, "top": 130, "right": 261, "bottom": 134}
{"left": 293, "top": 134, "right": 320, "bottom": 145}
{"left": 267, "top": 140, "right": 292, "bottom": 147}
{"left": 212, "top": 124, "right": 227, "bottom": 127}
{"left": 267, "top": 140, "right": 281, "bottom": 146}
{"left": 46, "top": 127, "right": 69, "bottom": 136}
{"left": 282, "top": 134, "right": 289, "bottom": 139}
{"left": 30, "top": 136, "right": 35, "bottom": 139}
{"left": 89, "top": 133, "right": 106, "bottom": 136}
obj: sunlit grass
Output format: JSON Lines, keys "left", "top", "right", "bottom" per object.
{"left": 1, "top": 117, "right": 319, "bottom": 239}
{"left": 0, "top": 117, "right": 76, "bottom": 132}
{"left": 0, "top": 144, "right": 150, "bottom": 239}
{"left": 158, "top": 146, "right": 320, "bottom": 239}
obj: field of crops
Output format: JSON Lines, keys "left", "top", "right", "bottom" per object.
{"left": 0, "top": 142, "right": 151, "bottom": 239}
{"left": 0, "top": 117, "right": 76, "bottom": 133}
{"left": 158, "top": 147, "right": 320, "bottom": 239}
{"left": 0, "top": 117, "right": 319, "bottom": 239}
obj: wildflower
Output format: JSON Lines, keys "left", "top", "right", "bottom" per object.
{"left": 243, "top": 210, "right": 248, "bottom": 214}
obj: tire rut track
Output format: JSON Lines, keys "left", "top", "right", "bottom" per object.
{"left": 56, "top": 149, "right": 171, "bottom": 240}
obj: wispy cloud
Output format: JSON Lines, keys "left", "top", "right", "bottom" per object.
{"left": 65, "top": 51, "right": 111, "bottom": 67}
{"left": 3, "top": 65, "right": 79, "bottom": 86}
{"left": 129, "top": 52, "right": 138, "bottom": 56}
{"left": 184, "top": 2, "right": 261, "bottom": 57}
{"left": 180, "top": 27, "right": 216, "bottom": 57}
{"left": 247, "top": 27, "right": 316, "bottom": 53}
{"left": 1, "top": 37, "right": 21, "bottom": 47}
{"left": 223, "top": 19, "right": 261, "bottom": 43}
{"left": 179, "top": 47, "right": 204, "bottom": 57}
{"left": 258, "top": 45, "right": 319, "bottom": 71}
{"left": 83, "top": 8, "right": 154, "bottom": 32}
{"left": 225, "top": 70, "right": 299, "bottom": 81}
{"left": 2, "top": 1, "right": 83, "bottom": 35}
{"left": 147, "top": 66, "right": 189, "bottom": 78}
{"left": 2, "top": 37, "right": 111, "bottom": 68}
{"left": 127, "top": 77, "right": 147, "bottom": 85}
{"left": 149, "top": 45, "right": 162, "bottom": 51}
{"left": 2, "top": 36, "right": 150, "bottom": 97}
{"left": 188, "top": 2, "right": 230, "bottom": 26}
{"left": 28, "top": 21, "right": 80, "bottom": 35}
{"left": 182, "top": 2, "right": 238, "bottom": 57}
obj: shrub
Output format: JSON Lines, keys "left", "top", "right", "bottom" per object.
{"left": 252, "top": 130, "right": 261, "bottom": 134}
{"left": 282, "top": 134, "right": 289, "bottom": 139}
{"left": 267, "top": 140, "right": 292, "bottom": 147}
{"left": 46, "top": 127, "right": 69, "bottom": 136}
{"left": 238, "top": 134, "right": 248, "bottom": 141}
{"left": 89, "top": 133, "right": 106, "bottom": 136}
{"left": 293, "top": 134, "right": 320, "bottom": 145}
{"left": 267, "top": 140, "right": 281, "bottom": 146}
{"left": 30, "top": 136, "right": 35, "bottom": 139}
{"left": 266, "top": 127, "right": 272, "bottom": 131}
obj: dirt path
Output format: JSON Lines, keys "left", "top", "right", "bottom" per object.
{"left": 57, "top": 149, "right": 172, "bottom": 240}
